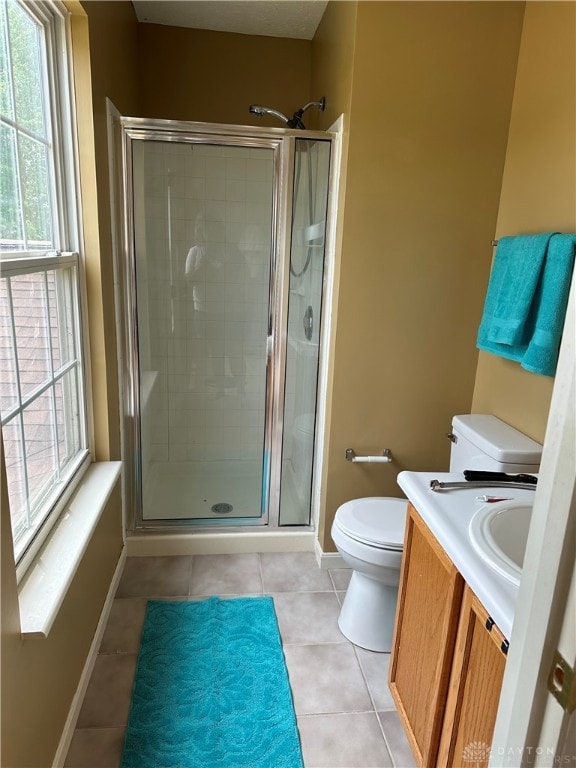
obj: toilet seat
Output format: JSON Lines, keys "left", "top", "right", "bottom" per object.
{"left": 334, "top": 497, "right": 407, "bottom": 550}
{"left": 331, "top": 497, "right": 407, "bottom": 651}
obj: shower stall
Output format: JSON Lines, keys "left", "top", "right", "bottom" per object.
{"left": 114, "top": 117, "right": 334, "bottom": 532}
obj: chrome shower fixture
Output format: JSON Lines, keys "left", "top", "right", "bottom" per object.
{"left": 249, "top": 97, "right": 325, "bottom": 129}
{"left": 248, "top": 105, "right": 291, "bottom": 124}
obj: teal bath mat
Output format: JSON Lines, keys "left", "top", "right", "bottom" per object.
{"left": 121, "top": 597, "right": 304, "bottom": 768}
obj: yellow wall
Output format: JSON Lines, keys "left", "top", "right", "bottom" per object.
{"left": 310, "top": 1, "right": 357, "bottom": 131}
{"left": 472, "top": 1, "right": 576, "bottom": 442}
{"left": 317, "top": 1, "right": 525, "bottom": 552}
{"left": 138, "top": 24, "right": 312, "bottom": 126}
{"left": 81, "top": 0, "right": 141, "bottom": 461}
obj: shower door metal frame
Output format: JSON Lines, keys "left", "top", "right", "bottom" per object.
{"left": 114, "top": 116, "right": 333, "bottom": 534}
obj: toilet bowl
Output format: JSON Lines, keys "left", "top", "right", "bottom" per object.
{"left": 331, "top": 497, "right": 407, "bottom": 652}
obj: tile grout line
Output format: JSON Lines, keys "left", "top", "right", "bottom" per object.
{"left": 352, "top": 644, "right": 397, "bottom": 766}
{"left": 327, "top": 569, "right": 338, "bottom": 593}
{"left": 352, "top": 645, "right": 381, "bottom": 717}
{"left": 377, "top": 711, "right": 409, "bottom": 768}
{"left": 257, "top": 551, "right": 265, "bottom": 595}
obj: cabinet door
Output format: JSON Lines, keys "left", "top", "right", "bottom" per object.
{"left": 437, "top": 586, "right": 507, "bottom": 768}
{"left": 389, "top": 504, "right": 464, "bottom": 767}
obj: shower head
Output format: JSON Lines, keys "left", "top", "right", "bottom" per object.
{"left": 249, "top": 97, "right": 326, "bottom": 129}
{"left": 249, "top": 105, "right": 290, "bottom": 124}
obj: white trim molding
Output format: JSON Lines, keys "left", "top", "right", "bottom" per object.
{"left": 314, "top": 537, "right": 347, "bottom": 570}
{"left": 125, "top": 530, "right": 315, "bottom": 557}
{"left": 19, "top": 462, "right": 122, "bottom": 637}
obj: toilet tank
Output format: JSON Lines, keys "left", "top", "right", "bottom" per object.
{"left": 449, "top": 414, "right": 542, "bottom": 473}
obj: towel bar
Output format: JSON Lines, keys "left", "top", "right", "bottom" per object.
{"left": 345, "top": 448, "right": 392, "bottom": 463}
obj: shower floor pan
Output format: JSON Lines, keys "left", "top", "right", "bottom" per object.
{"left": 142, "top": 460, "right": 303, "bottom": 524}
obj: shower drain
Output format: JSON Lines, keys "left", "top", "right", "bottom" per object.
{"left": 211, "top": 502, "right": 233, "bottom": 514}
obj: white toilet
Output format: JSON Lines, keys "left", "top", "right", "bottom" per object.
{"left": 331, "top": 414, "right": 542, "bottom": 652}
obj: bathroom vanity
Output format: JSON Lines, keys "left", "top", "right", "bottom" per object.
{"left": 389, "top": 471, "right": 537, "bottom": 768}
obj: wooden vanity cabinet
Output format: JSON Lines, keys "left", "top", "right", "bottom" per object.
{"left": 437, "top": 586, "right": 507, "bottom": 768}
{"left": 389, "top": 504, "right": 465, "bottom": 766}
{"left": 390, "top": 503, "right": 508, "bottom": 768}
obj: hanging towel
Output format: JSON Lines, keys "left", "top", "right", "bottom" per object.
{"left": 476, "top": 330, "right": 527, "bottom": 365}
{"left": 477, "top": 233, "right": 556, "bottom": 348}
{"left": 521, "top": 234, "right": 576, "bottom": 376}
{"left": 477, "top": 233, "right": 576, "bottom": 377}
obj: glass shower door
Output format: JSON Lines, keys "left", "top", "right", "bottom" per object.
{"left": 279, "top": 138, "right": 331, "bottom": 525}
{"left": 132, "top": 139, "right": 275, "bottom": 523}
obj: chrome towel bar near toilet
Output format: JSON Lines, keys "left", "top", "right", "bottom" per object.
{"left": 345, "top": 448, "right": 393, "bottom": 463}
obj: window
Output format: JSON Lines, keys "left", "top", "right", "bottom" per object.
{"left": 0, "top": 0, "right": 89, "bottom": 566}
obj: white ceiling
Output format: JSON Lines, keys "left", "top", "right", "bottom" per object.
{"left": 131, "top": 1, "right": 329, "bottom": 40}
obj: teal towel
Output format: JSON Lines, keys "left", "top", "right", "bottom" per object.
{"left": 476, "top": 330, "right": 526, "bottom": 365}
{"left": 477, "top": 233, "right": 576, "bottom": 377}
{"left": 478, "top": 233, "right": 556, "bottom": 346}
{"left": 521, "top": 234, "right": 576, "bottom": 376}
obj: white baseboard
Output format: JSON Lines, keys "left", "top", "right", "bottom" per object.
{"left": 125, "top": 530, "right": 316, "bottom": 556}
{"left": 314, "top": 538, "right": 347, "bottom": 570}
{"left": 52, "top": 548, "right": 127, "bottom": 768}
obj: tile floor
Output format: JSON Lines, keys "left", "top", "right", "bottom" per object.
{"left": 64, "top": 552, "right": 416, "bottom": 768}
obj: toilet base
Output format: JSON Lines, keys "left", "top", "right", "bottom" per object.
{"left": 338, "top": 570, "right": 399, "bottom": 652}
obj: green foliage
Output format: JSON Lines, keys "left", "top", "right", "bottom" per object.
{"left": 0, "top": 0, "right": 53, "bottom": 250}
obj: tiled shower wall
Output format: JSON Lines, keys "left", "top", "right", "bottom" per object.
{"left": 137, "top": 142, "right": 274, "bottom": 465}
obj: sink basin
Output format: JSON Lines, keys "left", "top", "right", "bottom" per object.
{"left": 469, "top": 501, "right": 533, "bottom": 586}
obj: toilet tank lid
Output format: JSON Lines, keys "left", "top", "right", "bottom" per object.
{"left": 452, "top": 414, "right": 543, "bottom": 464}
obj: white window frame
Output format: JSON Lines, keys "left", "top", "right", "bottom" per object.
{"left": 0, "top": 0, "right": 92, "bottom": 578}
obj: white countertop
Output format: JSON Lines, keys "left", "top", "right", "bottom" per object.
{"left": 397, "top": 470, "right": 537, "bottom": 640}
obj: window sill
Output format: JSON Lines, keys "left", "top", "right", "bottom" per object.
{"left": 18, "top": 462, "right": 122, "bottom": 639}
